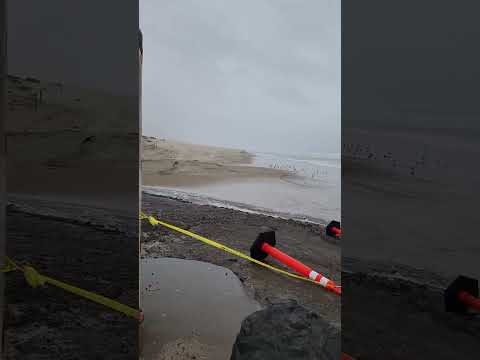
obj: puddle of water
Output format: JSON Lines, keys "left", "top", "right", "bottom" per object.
{"left": 140, "top": 258, "right": 261, "bottom": 360}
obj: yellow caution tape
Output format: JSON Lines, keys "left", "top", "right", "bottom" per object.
{"left": 1, "top": 256, "right": 17, "bottom": 273}
{"left": 140, "top": 212, "right": 322, "bottom": 286}
{"left": 0, "top": 211, "right": 331, "bottom": 322}
{"left": 1, "top": 256, "right": 142, "bottom": 321}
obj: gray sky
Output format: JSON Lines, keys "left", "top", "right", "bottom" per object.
{"left": 343, "top": 0, "right": 480, "bottom": 131}
{"left": 140, "top": 0, "right": 340, "bottom": 154}
{"left": 8, "top": 0, "right": 138, "bottom": 96}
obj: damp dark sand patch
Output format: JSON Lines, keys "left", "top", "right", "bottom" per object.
{"left": 141, "top": 193, "right": 341, "bottom": 326}
{"left": 141, "top": 258, "right": 260, "bottom": 360}
{"left": 342, "top": 270, "right": 480, "bottom": 359}
{"left": 5, "top": 207, "right": 138, "bottom": 359}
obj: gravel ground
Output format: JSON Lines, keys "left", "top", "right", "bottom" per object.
{"left": 141, "top": 192, "right": 341, "bottom": 326}
{"left": 4, "top": 205, "right": 139, "bottom": 360}
{"left": 342, "top": 268, "right": 480, "bottom": 359}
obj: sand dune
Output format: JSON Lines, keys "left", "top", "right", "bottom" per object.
{"left": 141, "top": 137, "right": 287, "bottom": 187}
{"left": 7, "top": 75, "right": 285, "bottom": 193}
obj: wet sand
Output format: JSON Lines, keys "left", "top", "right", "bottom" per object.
{"left": 141, "top": 193, "right": 341, "bottom": 327}
{"left": 5, "top": 205, "right": 138, "bottom": 360}
{"left": 142, "top": 138, "right": 341, "bottom": 222}
{"left": 140, "top": 139, "right": 342, "bottom": 357}
{"left": 343, "top": 156, "right": 480, "bottom": 282}
{"left": 146, "top": 176, "right": 339, "bottom": 223}
{"left": 342, "top": 263, "right": 480, "bottom": 360}
{"left": 342, "top": 129, "right": 480, "bottom": 358}
{"left": 6, "top": 75, "right": 140, "bottom": 359}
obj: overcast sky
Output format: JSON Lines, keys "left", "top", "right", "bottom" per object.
{"left": 140, "top": 0, "right": 340, "bottom": 154}
{"left": 8, "top": 0, "right": 138, "bottom": 96}
{"left": 343, "top": 0, "right": 480, "bottom": 131}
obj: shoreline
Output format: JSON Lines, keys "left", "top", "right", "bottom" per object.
{"left": 141, "top": 192, "right": 341, "bottom": 326}
{"left": 141, "top": 137, "right": 341, "bottom": 224}
{"left": 6, "top": 195, "right": 477, "bottom": 359}
{"left": 142, "top": 186, "right": 327, "bottom": 225}
{"left": 141, "top": 193, "right": 479, "bottom": 359}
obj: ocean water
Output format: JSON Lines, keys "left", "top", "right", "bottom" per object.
{"left": 143, "top": 151, "right": 341, "bottom": 224}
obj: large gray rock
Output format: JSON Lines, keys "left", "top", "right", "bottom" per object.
{"left": 230, "top": 300, "right": 340, "bottom": 360}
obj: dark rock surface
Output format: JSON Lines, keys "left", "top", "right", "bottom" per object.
{"left": 230, "top": 300, "right": 340, "bottom": 360}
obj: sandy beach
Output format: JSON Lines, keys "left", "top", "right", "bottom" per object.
{"left": 342, "top": 259, "right": 480, "bottom": 360}
{"left": 141, "top": 193, "right": 341, "bottom": 323}
{"left": 139, "top": 136, "right": 342, "bottom": 359}
{"left": 7, "top": 75, "right": 139, "bottom": 201}
{"left": 5, "top": 202, "right": 139, "bottom": 360}
{"left": 141, "top": 133, "right": 480, "bottom": 359}
{"left": 142, "top": 137, "right": 340, "bottom": 223}
{"left": 142, "top": 137, "right": 287, "bottom": 187}
{"left": 343, "top": 128, "right": 480, "bottom": 280}
{"left": 341, "top": 128, "right": 480, "bottom": 358}
{"left": 6, "top": 75, "right": 140, "bottom": 359}
{"left": 140, "top": 193, "right": 341, "bottom": 360}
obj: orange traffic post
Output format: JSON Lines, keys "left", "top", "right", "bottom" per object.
{"left": 326, "top": 220, "right": 341, "bottom": 238}
{"left": 331, "top": 226, "right": 341, "bottom": 236}
{"left": 458, "top": 291, "right": 480, "bottom": 311}
{"left": 445, "top": 275, "right": 480, "bottom": 313}
{"left": 250, "top": 229, "right": 341, "bottom": 295}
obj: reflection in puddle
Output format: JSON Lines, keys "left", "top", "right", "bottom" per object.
{"left": 141, "top": 258, "right": 261, "bottom": 360}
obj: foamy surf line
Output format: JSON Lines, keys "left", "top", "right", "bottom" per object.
{"left": 142, "top": 186, "right": 325, "bottom": 225}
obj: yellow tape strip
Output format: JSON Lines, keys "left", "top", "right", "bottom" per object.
{"left": 1, "top": 256, "right": 142, "bottom": 321}
{"left": 140, "top": 212, "right": 322, "bottom": 286}
{"left": 1, "top": 211, "right": 333, "bottom": 321}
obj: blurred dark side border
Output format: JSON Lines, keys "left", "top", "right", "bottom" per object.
{"left": 342, "top": 0, "right": 480, "bottom": 358}
{"left": 0, "top": 0, "right": 6, "bottom": 354}
{"left": 5, "top": 1, "right": 139, "bottom": 359}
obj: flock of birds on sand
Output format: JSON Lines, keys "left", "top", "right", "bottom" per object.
{"left": 262, "top": 144, "right": 440, "bottom": 180}
{"left": 342, "top": 143, "right": 444, "bottom": 177}
{"left": 264, "top": 161, "right": 331, "bottom": 183}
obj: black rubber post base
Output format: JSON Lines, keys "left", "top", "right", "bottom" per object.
{"left": 445, "top": 275, "right": 479, "bottom": 314}
{"left": 250, "top": 227, "right": 276, "bottom": 261}
{"left": 326, "top": 220, "right": 341, "bottom": 237}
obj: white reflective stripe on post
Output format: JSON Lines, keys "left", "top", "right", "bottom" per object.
{"left": 319, "top": 276, "right": 330, "bottom": 287}
{"left": 309, "top": 270, "right": 319, "bottom": 281}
